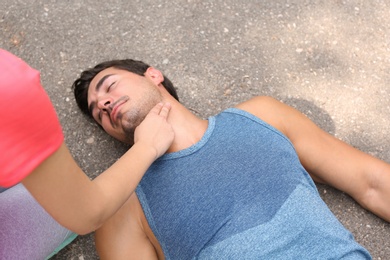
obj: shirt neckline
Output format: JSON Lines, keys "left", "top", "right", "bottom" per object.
{"left": 157, "top": 116, "right": 216, "bottom": 161}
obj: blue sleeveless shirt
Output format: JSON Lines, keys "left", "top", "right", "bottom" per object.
{"left": 136, "top": 108, "right": 371, "bottom": 259}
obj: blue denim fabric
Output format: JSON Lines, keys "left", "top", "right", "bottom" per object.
{"left": 136, "top": 108, "right": 371, "bottom": 260}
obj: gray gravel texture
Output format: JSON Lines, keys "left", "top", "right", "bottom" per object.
{"left": 1, "top": 0, "right": 390, "bottom": 259}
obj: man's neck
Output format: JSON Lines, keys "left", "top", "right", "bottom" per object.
{"left": 165, "top": 101, "right": 208, "bottom": 153}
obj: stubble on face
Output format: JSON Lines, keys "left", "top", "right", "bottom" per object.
{"left": 118, "top": 85, "right": 163, "bottom": 145}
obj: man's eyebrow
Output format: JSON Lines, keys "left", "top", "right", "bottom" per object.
{"left": 96, "top": 74, "right": 114, "bottom": 92}
{"left": 88, "top": 74, "right": 114, "bottom": 115}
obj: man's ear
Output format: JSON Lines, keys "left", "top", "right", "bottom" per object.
{"left": 145, "top": 67, "right": 164, "bottom": 85}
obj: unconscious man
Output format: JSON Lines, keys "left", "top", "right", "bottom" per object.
{"left": 73, "top": 58, "right": 390, "bottom": 259}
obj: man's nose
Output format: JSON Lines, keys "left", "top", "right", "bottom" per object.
{"left": 97, "top": 97, "right": 112, "bottom": 112}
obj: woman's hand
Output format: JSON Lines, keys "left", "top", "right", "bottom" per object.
{"left": 134, "top": 102, "right": 174, "bottom": 159}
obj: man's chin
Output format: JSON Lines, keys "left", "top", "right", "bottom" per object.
{"left": 122, "top": 129, "right": 136, "bottom": 145}
{"left": 115, "top": 133, "right": 133, "bottom": 145}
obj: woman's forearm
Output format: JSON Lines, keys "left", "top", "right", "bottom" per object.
{"left": 22, "top": 142, "right": 156, "bottom": 235}
{"left": 23, "top": 103, "right": 173, "bottom": 234}
{"left": 89, "top": 142, "right": 158, "bottom": 230}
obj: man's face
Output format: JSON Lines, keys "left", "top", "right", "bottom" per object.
{"left": 87, "top": 67, "right": 163, "bottom": 144}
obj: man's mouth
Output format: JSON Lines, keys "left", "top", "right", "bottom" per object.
{"left": 109, "top": 96, "right": 130, "bottom": 126}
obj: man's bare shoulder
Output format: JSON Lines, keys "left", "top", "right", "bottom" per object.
{"left": 235, "top": 96, "right": 282, "bottom": 111}
{"left": 235, "top": 96, "right": 287, "bottom": 133}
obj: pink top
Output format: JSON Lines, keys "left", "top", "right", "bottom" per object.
{"left": 0, "top": 49, "right": 64, "bottom": 187}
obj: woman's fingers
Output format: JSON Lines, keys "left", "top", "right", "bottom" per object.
{"left": 148, "top": 102, "right": 171, "bottom": 118}
{"left": 133, "top": 102, "right": 174, "bottom": 159}
{"left": 158, "top": 103, "right": 171, "bottom": 118}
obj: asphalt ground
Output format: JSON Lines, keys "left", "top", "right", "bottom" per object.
{"left": 1, "top": 0, "right": 390, "bottom": 259}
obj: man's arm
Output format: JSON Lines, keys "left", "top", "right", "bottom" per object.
{"left": 237, "top": 96, "right": 390, "bottom": 222}
{"left": 95, "top": 193, "right": 162, "bottom": 260}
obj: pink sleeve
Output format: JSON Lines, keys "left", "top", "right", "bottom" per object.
{"left": 0, "top": 49, "right": 64, "bottom": 187}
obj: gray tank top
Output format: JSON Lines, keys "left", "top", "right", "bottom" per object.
{"left": 136, "top": 108, "right": 371, "bottom": 259}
